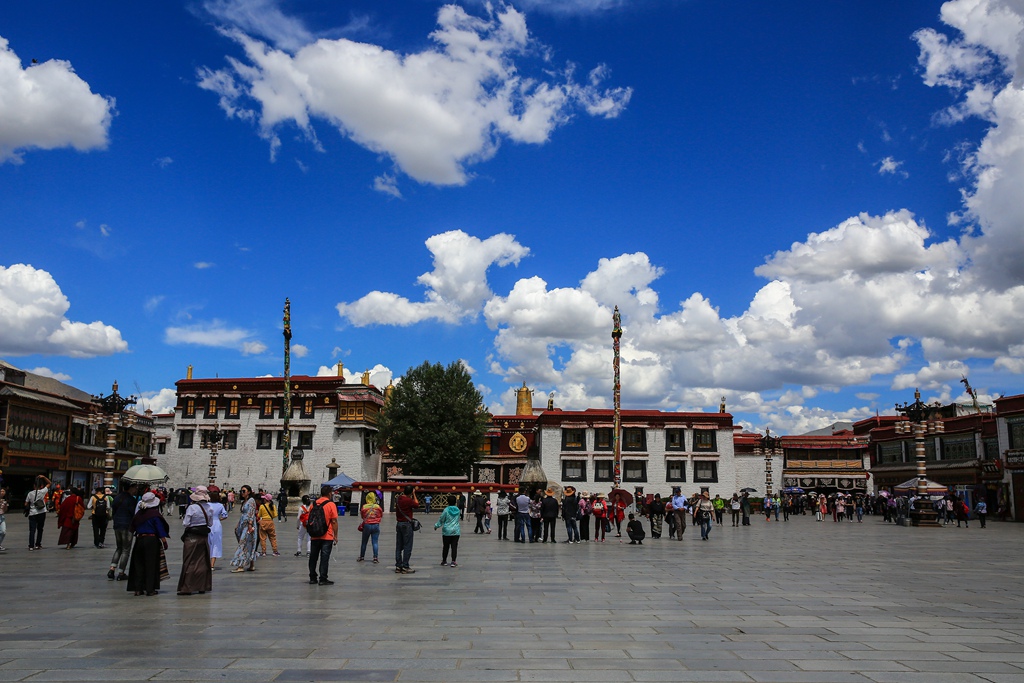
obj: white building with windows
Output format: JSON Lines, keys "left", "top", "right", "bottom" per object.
{"left": 154, "top": 369, "right": 385, "bottom": 494}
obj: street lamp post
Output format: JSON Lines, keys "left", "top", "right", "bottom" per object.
{"left": 204, "top": 423, "right": 224, "bottom": 488}
{"left": 91, "top": 381, "right": 138, "bottom": 489}
{"left": 895, "top": 388, "right": 944, "bottom": 527}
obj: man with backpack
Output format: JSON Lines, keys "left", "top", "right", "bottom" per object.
{"left": 88, "top": 486, "right": 112, "bottom": 548}
{"left": 306, "top": 485, "right": 339, "bottom": 586}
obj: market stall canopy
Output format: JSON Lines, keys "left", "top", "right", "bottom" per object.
{"left": 324, "top": 472, "right": 356, "bottom": 488}
{"left": 893, "top": 478, "right": 949, "bottom": 494}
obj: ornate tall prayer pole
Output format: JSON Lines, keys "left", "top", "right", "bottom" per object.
{"left": 282, "top": 298, "right": 292, "bottom": 475}
{"left": 612, "top": 306, "right": 622, "bottom": 487}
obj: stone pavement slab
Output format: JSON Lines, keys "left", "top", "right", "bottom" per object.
{"left": 1, "top": 511, "right": 1022, "bottom": 682}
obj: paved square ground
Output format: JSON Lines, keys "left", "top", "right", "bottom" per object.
{"left": 1, "top": 511, "right": 1021, "bottom": 682}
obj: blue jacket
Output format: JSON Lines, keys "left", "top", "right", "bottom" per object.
{"left": 434, "top": 505, "right": 461, "bottom": 536}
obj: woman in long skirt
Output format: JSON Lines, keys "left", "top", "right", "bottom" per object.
{"left": 230, "top": 485, "right": 258, "bottom": 572}
{"left": 178, "top": 487, "right": 213, "bottom": 595}
{"left": 57, "top": 487, "right": 83, "bottom": 549}
{"left": 127, "top": 492, "right": 170, "bottom": 596}
{"left": 207, "top": 489, "right": 229, "bottom": 568}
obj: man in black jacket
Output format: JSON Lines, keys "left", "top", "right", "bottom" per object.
{"left": 561, "top": 486, "right": 580, "bottom": 543}
{"left": 540, "top": 489, "right": 559, "bottom": 543}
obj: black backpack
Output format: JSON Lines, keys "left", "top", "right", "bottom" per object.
{"left": 304, "top": 500, "right": 329, "bottom": 537}
{"left": 93, "top": 496, "right": 108, "bottom": 519}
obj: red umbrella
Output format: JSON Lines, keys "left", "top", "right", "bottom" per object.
{"left": 608, "top": 489, "right": 633, "bottom": 506}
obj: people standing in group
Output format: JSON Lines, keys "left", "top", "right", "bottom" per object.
{"left": 696, "top": 492, "right": 715, "bottom": 540}
{"left": 296, "top": 495, "right": 312, "bottom": 556}
{"left": 230, "top": 485, "right": 259, "bottom": 573}
{"left": 561, "top": 486, "right": 580, "bottom": 544}
{"left": 592, "top": 492, "right": 608, "bottom": 542}
{"left": 178, "top": 486, "right": 213, "bottom": 596}
{"left": 514, "top": 490, "right": 531, "bottom": 543}
{"left": 729, "top": 494, "right": 741, "bottom": 527}
{"left": 87, "top": 486, "right": 112, "bottom": 548}
{"left": 434, "top": 502, "right": 462, "bottom": 567}
{"left": 647, "top": 493, "right": 664, "bottom": 538}
{"left": 25, "top": 474, "right": 51, "bottom": 551}
{"left": 57, "top": 486, "right": 84, "bottom": 549}
{"left": 578, "top": 492, "right": 591, "bottom": 542}
{"left": 671, "top": 488, "right": 688, "bottom": 539}
{"left": 358, "top": 491, "right": 382, "bottom": 563}
{"left": 540, "top": 488, "right": 559, "bottom": 543}
{"left": 256, "top": 493, "right": 280, "bottom": 556}
{"left": 107, "top": 482, "right": 138, "bottom": 580}
{"left": 394, "top": 485, "right": 419, "bottom": 574}
{"left": 495, "top": 491, "right": 511, "bottom": 540}
{"left": 306, "top": 484, "right": 339, "bottom": 585}
{"left": 206, "top": 489, "right": 228, "bottom": 570}
{"left": 127, "top": 492, "right": 170, "bottom": 596}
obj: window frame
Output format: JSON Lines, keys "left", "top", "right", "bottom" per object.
{"left": 593, "top": 459, "right": 614, "bottom": 482}
{"left": 666, "top": 459, "right": 687, "bottom": 482}
{"left": 204, "top": 398, "right": 218, "bottom": 420}
{"left": 256, "top": 431, "right": 273, "bottom": 450}
{"left": 226, "top": 398, "right": 240, "bottom": 419}
{"left": 665, "top": 429, "right": 686, "bottom": 451}
{"left": 561, "top": 428, "right": 586, "bottom": 451}
{"left": 693, "top": 429, "right": 717, "bottom": 452}
{"left": 693, "top": 460, "right": 718, "bottom": 483}
{"left": 561, "top": 459, "right": 587, "bottom": 482}
{"left": 178, "top": 429, "right": 194, "bottom": 449}
{"left": 223, "top": 431, "right": 238, "bottom": 450}
{"left": 261, "top": 399, "right": 275, "bottom": 419}
{"left": 594, "top": 428, "right": 613, "bottom": 450}
{"left": 296, "top": 431, "right": 313, "bottom": 449}
{"left": 301, "top": 398, "right": 315, "bottom": 419}
{"left": 622, "top": 427, "right": 647, "bottom": 451}
{"left": 184, "top": 398, "right": 195, "bottom": 419}
{"left": 622, "top": 459, "right": 647, "bottom": 483}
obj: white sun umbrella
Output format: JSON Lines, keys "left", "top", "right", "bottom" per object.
{"left": 121, "top": 464, "right": 169, "bottom": 485}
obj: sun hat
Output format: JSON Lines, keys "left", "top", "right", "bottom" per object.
{"left": 580, "top": 490, "right": 589, "bottom": 497}
{"left": 139, "top": 492, "right": 160, "bottom": 509}
{"left": 564, "top": 486, "right": 576, "bottom": 495}
{"left": 190, "top": 487, "right": 210, "bottom": 502}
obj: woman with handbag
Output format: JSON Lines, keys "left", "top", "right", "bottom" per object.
{"left": 358, "top": 491, "right": 383, "bottom": 563}
{"left": 127, "top": 492, "right": 170, "bottom": 596}
{"left": 178, "top": 487, "right": 213, "bottom": 595}
{"left": 57, "top": 486, "right": 84, "bottom": 549}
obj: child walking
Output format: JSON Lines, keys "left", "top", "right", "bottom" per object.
{"left": 434, "top": 504, "right": 462, "bottom": 567}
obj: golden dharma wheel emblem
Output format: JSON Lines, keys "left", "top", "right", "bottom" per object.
{"left": 509, "top": 432, "right": 528, "bottom": 453}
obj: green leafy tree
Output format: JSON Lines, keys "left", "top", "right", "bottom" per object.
{"left": 378, "top": 360, "right": 490, "bottom": 476}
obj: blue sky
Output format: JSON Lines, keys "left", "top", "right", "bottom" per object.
{"left": 3, "top": 0, "right": 1024, "bottom": 433}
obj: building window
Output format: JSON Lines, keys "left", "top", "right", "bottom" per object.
{"left": 666, "top": 429, "right": 685, "bottom": 450}
{"left": 261, "top": 399, "right": 275, "bottom": 419}
{"left": 983, "top": 438, "right": 999, "bottom": 460}
{"left": 226, "top": 399, "right": 240, "bottom": 419}
{"left": 594, "top": 460, "right": 614, "bottom": 482}
{"left": 157, "top": 441, "right": 167, "bottom": 455}
{"left": 940, "top": 435, "right": 976, "bottom": 461}
{"left": 1007, "top": 417, "right": 1024, "bottom": 450}
{"left": 666, "top": 460, "right": 686, "bottom": 482}
{"left": 562, "top": 459, "right": 587, "bottom": 482}
{"left": 594, "top": 428, "right": 613, "bottom": 450}
{"left": 223, "top": 431, "right": 238, "bottom": 450}
{"left": 623, "top": 428, "right": 646, "bottom": 451}
{"left": 693, "top": 429, "right": 717, "bottom": 452}
{"left": 184, "top": 398, "right": 195, "bottom": 419}
{"left": 256, "top": 431, "right": 273, "bottom": 450}
{"left": 296, "top": 431, "right": 313, "bottom": 449}
{"left": 276, "top": 431, "right": 287, "bottom": 450}
{"left": 205, "top": 398, "right": 218, "bottom": 419}
{"left": 561, "top": 428, "right": 586, "bottom": 450}
{"left": 302, "top": 398, "right": 314, "bottom": 418}
{"left": 694, "top": 461, "right": 718, "bottom": 483}
{"left": 178, "top": 430, "right": 194, "bottom": 449}
{"left": 878, "top": 442, "right": 903, "bottom": 464}
{"left": 623, "top": 460, "right": 647, "bottom": 482}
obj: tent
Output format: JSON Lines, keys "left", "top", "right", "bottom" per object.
{"left": 893, "top": 477, "right": 948, "bottom": 495}
{"left": 323, "top": 472, "right": 356, "bottom": 488}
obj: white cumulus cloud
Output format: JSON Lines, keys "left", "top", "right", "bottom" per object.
{"left": 0, "top": 37, "right": 114, "bottom": 163}
{"left": 198, "top": 4, "right": 631, "bottom": 185}
{"left": 0, "top": 264, "right": 128, "bottom": 358}
{"left": 165, "top": 320, "right": 266, "bottom": 356}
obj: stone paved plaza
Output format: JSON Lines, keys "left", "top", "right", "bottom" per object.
{"left": 1, "top": 511, "right": 1022, "bottom": 683}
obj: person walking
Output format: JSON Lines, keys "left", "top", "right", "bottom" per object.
{"left": 647, "top": 493, "right": 664, "bottom": 538}
{"left": 308, "top": 485, "right": 340, "bottom": 585}
{"left": 976, "top": 498, "right": 988, "bottom": 528}
{"left": 713, "top": 494, "right": 725, "bottom": 525}
{"left": 730, "top": 494, "right": 741, "bottom": 527}
{"left": 471, "top": 491, "right": 486, "bottom": 534}
{"left": 107, "top": 482, "right": 138, "bottom": 580}
{"left": 57, "top": 486, "right": 84, "bottom": 549}
{"left": 495, "top": 491, "right": 511, "bottom": 540}
{"left": 394, "top": 485, "right": 419, "bottom": 574}
{"left": 358, "top": 491, "right": 382, "bottom": 563}
{"left": 207, "top": 489, "right": 229, "bottom": 570}
{"left": 177, "top": 487, "right": 213, "bottom": 596}
{"left": 696, "top": 492, "right": 715, "bottom": 540}
{"left": 256, "top": 493, "right": 279, "bottom": 556}
{"left": 25, "top": 474, "right": 51, "bottom": 550}
{"left": 561, "top": 486, "right": 580, "bottom": 543}
{"left": 276, "top": 488, "right": 288, "bottom": 521}
{"left": 87, "top": 486, "right": 111, "bottom": 548}
{"left": 540, "top": 488, "right": 559, "bottom": 543}
{"left": 126, "top": 492, "right": 170, "bottom": 596}
{"left": 434, "top": 503, "right": 462, "bottom": 567}
{"left": 671, "top": 488, "right": 688, "bottom": 538}
{"left": 229, "top": 485, "right": 259, "bottom": 573}
{"left": 295, "top": 495, "right": 312, "bottom": 556}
